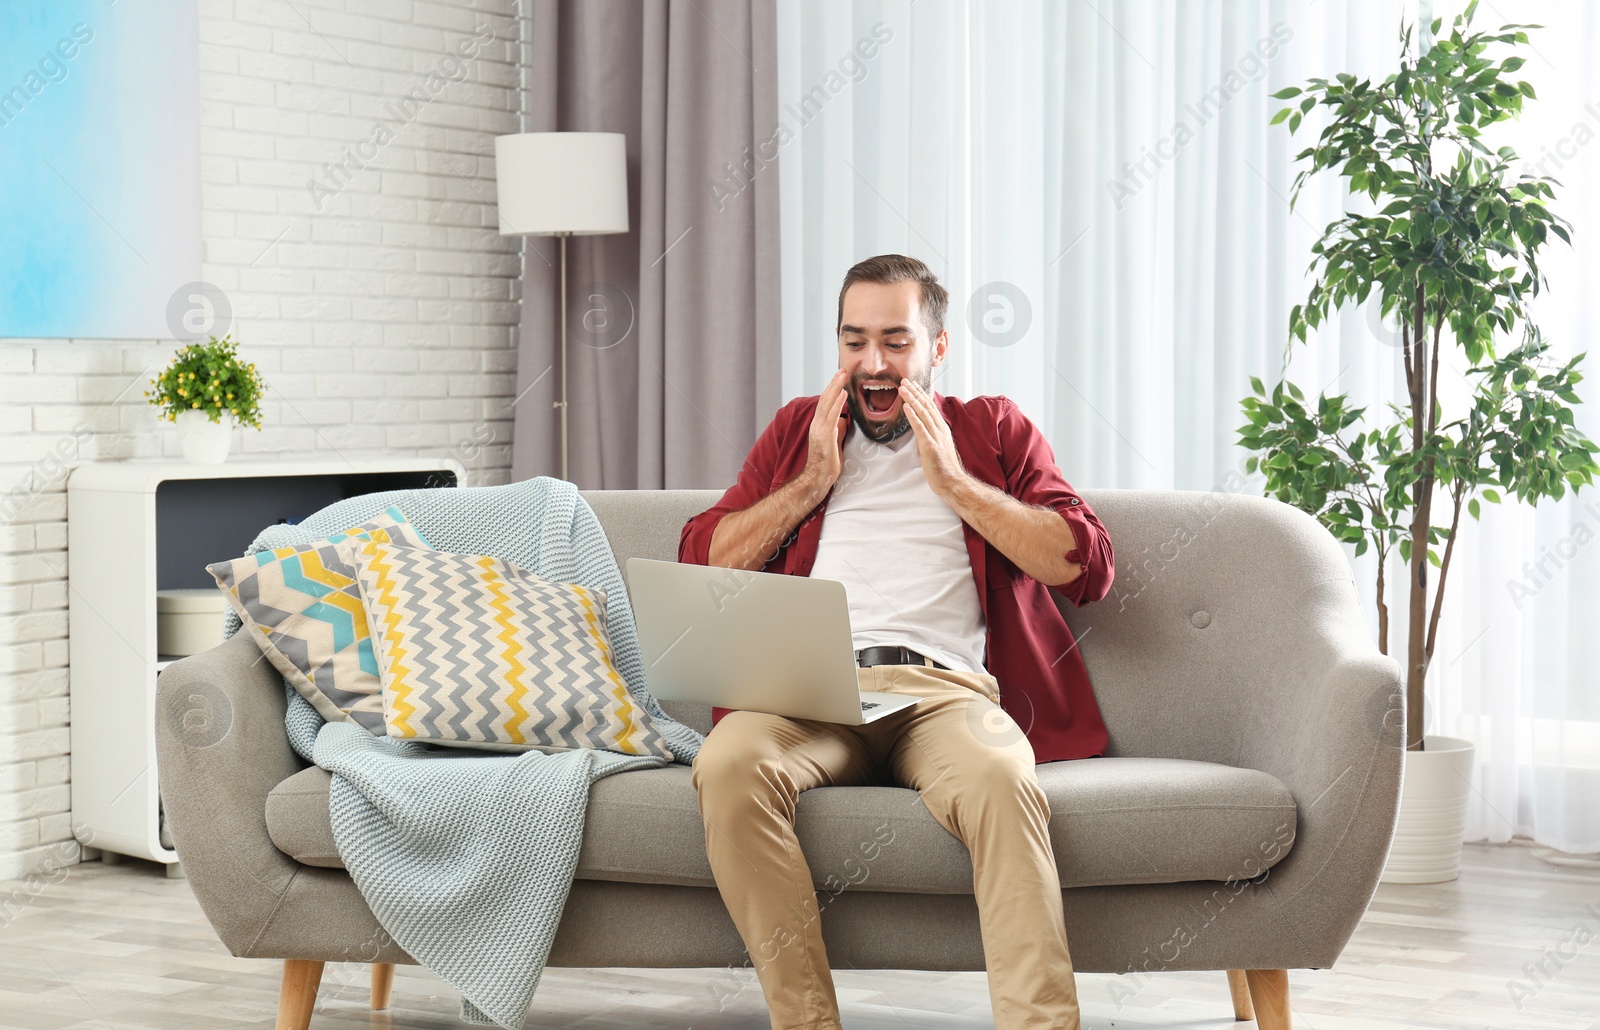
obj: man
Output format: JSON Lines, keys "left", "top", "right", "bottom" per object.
{"left": 679, "top": 254, "right": 1114, "bottom": 1030}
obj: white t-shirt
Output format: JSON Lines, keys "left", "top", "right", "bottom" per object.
{"left": 809, "top": 424, "right": 988, "bottom": 673}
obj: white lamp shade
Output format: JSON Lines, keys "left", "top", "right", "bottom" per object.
{"left": 494, "top": 132, "right": 629, "bottom": 237}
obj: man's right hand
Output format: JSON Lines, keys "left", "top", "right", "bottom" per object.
{"left": 705, "top": 369, "right": 849, "bottom": 570}
{"left": 805, "top": 369, "right": 850, "bottom": 492}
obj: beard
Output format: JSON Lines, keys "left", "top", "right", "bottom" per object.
{"left": 845, "top": 365, "right": 934, "bottom": 444}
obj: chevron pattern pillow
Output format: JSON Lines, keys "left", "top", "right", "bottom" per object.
{"left": 344, "top": 538, "right": 673, "bottom": 758}
{"left": 207, "top": 507, "right": 431, "bottom": 733}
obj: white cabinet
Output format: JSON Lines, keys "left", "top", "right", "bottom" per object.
{"left": 68, "top": 459, "right": 463, "bottom": 868}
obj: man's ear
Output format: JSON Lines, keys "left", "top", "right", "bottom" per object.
{"left": 930, "top": 329, "right": 950, "bottom": 368}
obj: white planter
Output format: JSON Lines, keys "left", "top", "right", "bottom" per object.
{"left": 175, "top": 410, "right": 234, "bottom": 465}
{"left": 1381, "top": 734, "right": 1476, "bottom": 884}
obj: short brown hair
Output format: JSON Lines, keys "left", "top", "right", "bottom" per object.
{"left": 835, "top": 254, "right": 948, "bottom": 339}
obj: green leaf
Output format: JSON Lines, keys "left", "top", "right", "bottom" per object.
{"left": 1272, "top": 86, "right": 1303, "bottom": 99}
{"left": 1271, "top": 107, "right": 1292, "bottom": 126}
{"left": 1469, "top": 497, "right": 1481, "bottom": 519}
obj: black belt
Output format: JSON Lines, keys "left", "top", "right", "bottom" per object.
{"left": 856, "top": 645, "right": 948, "bottom": 670}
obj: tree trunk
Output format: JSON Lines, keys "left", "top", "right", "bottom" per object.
{"left": 1407, "top": 514, "right": 1429, "bottom": 751}
{"left": 1376, "top": 556, "right": 1389, "bottom": 656}
{"left": 1406, "top": 292, "right": 1431, "bottom": 751}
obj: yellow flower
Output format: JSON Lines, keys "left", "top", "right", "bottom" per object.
{"left": 177, "top": 388, "right": 187, "bottom": 397}
{"left": 226, "top": 392, "right": 233, "bottom": 400}
{"left": 168, "top": 413, "right": 176, "bottom": 422}
{"left": 191, "top": 400, "right": 200, "bottom": 408}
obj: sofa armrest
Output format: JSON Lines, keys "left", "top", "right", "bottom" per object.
{"left": 1053, "top": 494, "right": 1405, "bottom": 964}
{"left": 155, "top": 631, "right": 310, "bottom": 955}
{"left": 1232, "top": 574, "right": 1404, "bottom": 958}
{"left": 1231, "top": 573, "right": 1403, "bottom": 796}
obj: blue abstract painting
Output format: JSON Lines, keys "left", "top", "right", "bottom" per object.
{"left": 0, "top": 1, "right": 200, "bottom": 339}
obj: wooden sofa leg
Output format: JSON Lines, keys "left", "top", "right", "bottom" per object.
{"left": 1226, "top": 969, "right": 1254, "bottom": 1020}
{"left": 1244, "top": 969, "right": 1292, "bottom": 1030}
{"left": 371, "top": 962, "right": 395, "bottom": 1010}
{"left": 275, "top": 959, "right": 325, "bottom": 1030}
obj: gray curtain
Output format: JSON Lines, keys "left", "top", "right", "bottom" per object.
{"left": 511, "top": 0, "right": 782, "bottom": 490}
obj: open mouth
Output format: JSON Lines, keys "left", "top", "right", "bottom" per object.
{"left": 861, "top": 382, "right": 899, "bottom": 416}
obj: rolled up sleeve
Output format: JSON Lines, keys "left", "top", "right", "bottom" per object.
{"left": 996, "top": 399, "right": 1115, "bottom": 605}
{"left": 678, "top": 402, "right": 798, "bottom": 567}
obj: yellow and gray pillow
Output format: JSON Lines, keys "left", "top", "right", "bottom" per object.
{"left": 343, "top": 538, "right": 672, "bottom": 759}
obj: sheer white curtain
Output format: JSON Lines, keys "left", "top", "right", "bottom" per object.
{"left": 1433, "top": 0, "right": 1600, "bottom": 853}
{"left": 776, "top": 0, "right": 1600, "bottom": 852}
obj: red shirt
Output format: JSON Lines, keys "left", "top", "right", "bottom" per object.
{"left": 677, "top": 392, "right": 1115, "bottom": 763}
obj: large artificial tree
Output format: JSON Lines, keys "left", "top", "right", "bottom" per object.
{"left": 1238, "top": 2, "right": 1600, "bottom": 750}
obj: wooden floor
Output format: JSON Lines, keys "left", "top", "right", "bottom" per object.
{"left": 0, "top": 842, "right": 1596, "bottom": 1030}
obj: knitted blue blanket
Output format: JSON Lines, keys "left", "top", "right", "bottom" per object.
{"left": 224, "top": 477, "right": 703, "bottom": 1028}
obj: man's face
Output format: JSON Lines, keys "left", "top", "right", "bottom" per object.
{"left": 837, "top": 281, "right": 948, "bottom": 444}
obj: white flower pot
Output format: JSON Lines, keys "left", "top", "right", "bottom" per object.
{"left": 175, "top": 410, "right": 234, "bottom": 465}
{"left": 1381, "top": 734, "right": 1476, "bottom": 884}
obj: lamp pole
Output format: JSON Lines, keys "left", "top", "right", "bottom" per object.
{"left": 557, "top": 231, "right": 568, "bottom": 481}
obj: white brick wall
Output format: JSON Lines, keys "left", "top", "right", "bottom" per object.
{"left": 0, "top": 0, "right": 524, "bottom": 880}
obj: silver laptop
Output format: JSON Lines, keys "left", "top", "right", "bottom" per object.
{"left": 626, "top": 558, "right": 921, "bottom": 724}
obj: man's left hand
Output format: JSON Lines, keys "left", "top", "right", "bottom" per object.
{"left": 900, "top": 379, "right": 968, "bottom": 497}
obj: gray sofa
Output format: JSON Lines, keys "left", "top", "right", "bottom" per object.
{"left": 154, "top": 488, "right": 1403, "bottom": 1030}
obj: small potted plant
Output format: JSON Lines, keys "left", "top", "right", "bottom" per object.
{"left": 146, "top": 335, "right": 265, "bottom": 464}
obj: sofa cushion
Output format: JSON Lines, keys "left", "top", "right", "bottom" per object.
{"left": 266, "top": 766, "right": 346, "bottom": 869}
{"left": 266, "top": 756, "right": 1297, "bottom": 890}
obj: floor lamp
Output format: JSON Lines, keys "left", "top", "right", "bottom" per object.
{"left": 494, "top": 132, "right": 630, "bottom": 482}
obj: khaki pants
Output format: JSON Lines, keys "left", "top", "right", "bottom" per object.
{"left": 690, "top": 661, "right": 1081, "bottom": 1030}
